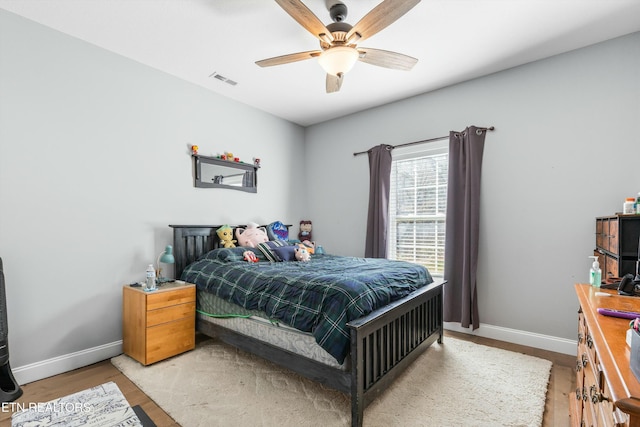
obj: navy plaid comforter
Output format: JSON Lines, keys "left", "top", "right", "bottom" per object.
{"left": 181, "top": 251, "right": 433, "bottom": 363}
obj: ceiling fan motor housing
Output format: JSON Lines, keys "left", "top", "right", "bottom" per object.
{"left": 324, "top": 22, "right": 352, "bottom": 47}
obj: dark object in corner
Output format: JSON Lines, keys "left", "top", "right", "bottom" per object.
{"left": 132, "top": 405, "right": 157, "bottom": 427}
{"left": 0, "top": 257, "right": 23, "bottom": 402}
{"left": 618, "top": 273, "right": 640, "bottom": 296}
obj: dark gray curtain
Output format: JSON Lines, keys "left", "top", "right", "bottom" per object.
{"left": 443, "top": 126, "right": 487, "bottom": 329}
{"left": 365, "top": 144, "right": 393, "bottom": 258}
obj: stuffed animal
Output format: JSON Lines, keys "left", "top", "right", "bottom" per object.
{"left": 267, "top": 220, "right": 289, "bottom": 241}
{"left": 216, "top": 225, "right": 236, "bottom": 248}
{"left": 243, "top": 251, "right": 258, "bottom": 262}
{"left": 294, "top": 246, "right": 311, "bottom": 262}
{"left": 298, "top": 241, "right": 316, "bottom": 254}
{"left": 298, "top": 220, "right": 312, "bottom": 242}
{"left": 236, "top": 222, "right": 269, "bottom": 248}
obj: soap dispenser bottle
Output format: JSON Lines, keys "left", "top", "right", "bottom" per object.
{"left": 589, "top": 256, "right": 601, "bottom": 287}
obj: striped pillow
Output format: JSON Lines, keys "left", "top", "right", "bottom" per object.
{"left": 256, "top": 240, "right": 287, "bottom": 262}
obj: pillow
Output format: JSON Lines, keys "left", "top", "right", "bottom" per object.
{"left": 267, "top": 221, "right": 289, "bottom": 241}
{"left": 271, "top": 245, "right": 298, "bottom": 262}
{"left": 202, "top": 247, "right": 265, "bottom": 263}
{"left": 256, "top": 240, "right": 287, "bottom": 262}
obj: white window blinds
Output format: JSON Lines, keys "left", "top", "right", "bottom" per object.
{"left": 387, "top": 142, "right": 448, "bottom": 276}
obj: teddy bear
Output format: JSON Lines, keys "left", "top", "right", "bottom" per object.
{"left": 236, "top": 222, "right": 269, "bottom": 248}
{"left": 298, "top": 220, "right": 312, "bottom": 242}
{"left": 294, "top": 246, "right": 311, "bottom": 262}
{"left": 216, "top": 225, "right": 237, "bottom": 248}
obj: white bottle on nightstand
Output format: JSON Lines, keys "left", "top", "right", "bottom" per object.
{"left": 145, "top": 264, "right": 156, "bottom": 291}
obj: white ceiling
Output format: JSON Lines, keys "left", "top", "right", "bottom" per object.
{"left": 1, "top": 0, "right": 640, "bottom": 126}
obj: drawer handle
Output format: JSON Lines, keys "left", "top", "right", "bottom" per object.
{"left": 586, "top": 334, "right": 593, "bottom": 349}
{"left": 589, "top": 385, "right": 610, "bottom": 404}
{"left": 590, "top": 385, "right": 599, "bottom": 404}
{"left": 575, "top": 387, "right": 581, "bottom": 401}
{"left": 578, "top": 332, "right": 584, "bottom": 344}
{"left": 575, "top": 360, "right": 582, "bottom": 373}
{"left": 582, "top": 353, "right": 588, "bottom": 368}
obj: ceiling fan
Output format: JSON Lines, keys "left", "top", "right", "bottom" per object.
{"left": 256, "top": 0, "right": 421, "bottom": 93}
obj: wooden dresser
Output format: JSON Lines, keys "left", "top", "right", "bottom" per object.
{"left": 571, "top": 284, "right": 640, "bottom": 427}
{"left": 122, "top": 281, "right": 196, "bottom": 365}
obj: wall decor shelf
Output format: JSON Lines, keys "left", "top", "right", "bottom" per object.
{"left": 192, "top": 155, "right": 258, "bottom": 193}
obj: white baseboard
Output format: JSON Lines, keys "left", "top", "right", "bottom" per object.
{"left": 444, "top": 322, "right": 577, "bottom": 356}
{"left": 12, "top": 341, "right": 123, "bottom": 386}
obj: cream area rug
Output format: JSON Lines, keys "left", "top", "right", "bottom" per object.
{"left": 111, "top": 337, "right": 552, "bottom": 427}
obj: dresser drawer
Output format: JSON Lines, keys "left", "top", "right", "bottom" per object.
{"left": 596, "top": 220, "right": 604, "bottom": 249}
{"left": 146, "top": 316, "right": 196, "bottom": 364}
{"left": 147, "top": 301, "right": 195, "bottom": 327}
{"left": 583, "top": 362, "right": 598, "bottom": 427}
{"left": 146, "top": 287, "right": 195, "bottom": 311}
{"left": 605, "top": 255, "right": 619, "bottom": 281}
{"left": 598, "top": 378, "right": 624, "bottom": 427}
{"left": 608, "top": 220, "right": 619, "bottom": 255}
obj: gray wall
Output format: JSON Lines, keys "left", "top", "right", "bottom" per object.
{"left": 0, "top": 10, "right": 305, "bottom": 382}
{"left": 305, "top": 31, "right": 640, "bottom": 351}
{"left": 2, "top": 6, "right": 640, "bottom": 382}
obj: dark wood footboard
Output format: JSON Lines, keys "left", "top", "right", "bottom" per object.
{"left": 348, "top": 279, "right": 444, "bottom": 427}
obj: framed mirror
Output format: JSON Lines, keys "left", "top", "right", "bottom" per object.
{"left": 193, "top": 155, "right": 258, "bottom": 193}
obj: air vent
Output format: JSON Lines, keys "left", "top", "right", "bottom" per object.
{"left": 209, "top": 71, "right": 238, "bottom": 86}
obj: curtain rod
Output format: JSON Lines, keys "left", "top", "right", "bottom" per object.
{"left": 352, "top": 126, "right": 495, "bottom": 156}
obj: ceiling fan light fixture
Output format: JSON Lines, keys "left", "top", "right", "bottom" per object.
{"left": 318, "top": 46, "right": 358, "bottom": 76}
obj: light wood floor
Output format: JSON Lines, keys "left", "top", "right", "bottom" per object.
{"left": 0, "top": 331, "right": 575, "bottom": 427}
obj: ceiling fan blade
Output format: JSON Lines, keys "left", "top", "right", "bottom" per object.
{"left": 275, "top": 0, "right": 334, "bottom": 43}
{"left": 346, "top": 0, "right": 420, "bottom": 43}
{"left": 357, "top": 47, "right": 418, "bottom": 70}
{"left": 326, "top": 73, "right": 344, "bottom": 93}
{"left": 256, "top": 50, "right": 321, "bottom": 67}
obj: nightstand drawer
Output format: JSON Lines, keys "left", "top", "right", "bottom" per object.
{"left": 146, "top": 287, "right": 195, "bottom": 311}
{"left": 147, "top": 301, "right": 195, "bottom": 327}
{"left": 146, "top": 317, "right": 195, "bottom": 364}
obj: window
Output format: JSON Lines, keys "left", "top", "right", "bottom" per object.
{"left": 387, "top": 142, "right": 448, "bottom": 276}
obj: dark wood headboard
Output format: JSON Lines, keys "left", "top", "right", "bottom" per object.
{"left": 169, "top": 224, "right": 291, "bottom": 279}
{"left": 170, "top": 225, "right": 220, "bottom": 279}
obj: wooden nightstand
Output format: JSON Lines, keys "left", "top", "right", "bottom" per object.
{"left": 122, "top": 281, "right": 196, "bottom": 365}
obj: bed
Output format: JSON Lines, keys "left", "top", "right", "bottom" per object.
{"left": 170, "top": 224, "right": 445, "bottom": 427}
